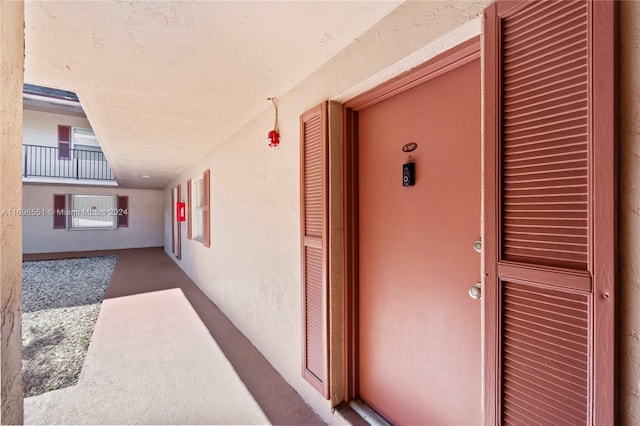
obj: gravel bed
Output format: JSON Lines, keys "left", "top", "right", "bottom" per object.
{"left": 22, "top": 256, "right": 117, "bottom": 397}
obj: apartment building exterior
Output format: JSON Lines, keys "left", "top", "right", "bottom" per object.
{"left": 20, "top": 85, "right": 164, "bottom": 254}
{"left": 1, "top": 0, "right": 639, "bottom": 424}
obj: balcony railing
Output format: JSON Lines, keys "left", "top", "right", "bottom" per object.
{"left": 23, "top": 144, "right": 115, "bottom": 181}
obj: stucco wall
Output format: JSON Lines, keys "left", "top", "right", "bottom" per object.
{"left": 23, "top": 108, "right": 91, "bottom": 148}
{"left": 619, "top": 2, "right": 640, "bottom": 425}
{"left": 0, "top": 1, "right": 24, "bottom": 423}
{"left": 22, "top": 110, "right": 107, "bottom": 182}
{"left": 23, "top": 184, "right": 163, "bottom": 254}
{"left": 164, "top": 1, "right": 491, "bottom": 422}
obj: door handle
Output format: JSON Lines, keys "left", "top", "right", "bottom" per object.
{"left": 473, "top": 238, "right": 482, "bottom": 253}
{"left": 469, "top": 282, "right": 482, "bottom": 300}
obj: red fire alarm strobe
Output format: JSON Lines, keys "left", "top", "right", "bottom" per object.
{"left": 267, "top": 97, "right": 280, "bottom": 147}
{"left": 268, "top": 130, "right": 280, "bottom": 147}
{"left": 176, "top": 202, "right": 186, "bottom": 222}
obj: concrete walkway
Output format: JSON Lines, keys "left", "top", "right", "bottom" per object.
{"left": 24, "top": 248, "right": 324, "bottom": 425}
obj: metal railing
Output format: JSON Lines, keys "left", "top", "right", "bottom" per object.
{"left": 23, "top": 144, "right": 115, "bottom": 181}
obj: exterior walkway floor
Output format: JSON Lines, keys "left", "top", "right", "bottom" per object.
{"left": 23, "top": 247, "right": 324, "bottom": 425}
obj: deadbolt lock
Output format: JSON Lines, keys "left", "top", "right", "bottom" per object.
{"left": 473, "top": 238, "right": 482, "bottom": 253}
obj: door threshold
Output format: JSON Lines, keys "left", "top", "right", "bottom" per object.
{"left": 349, "top": 399, "right": 392, "bottom": 426}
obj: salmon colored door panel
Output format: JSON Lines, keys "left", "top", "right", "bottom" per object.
{"left": 358, "top": 59, "right": 481, "bottom": 425}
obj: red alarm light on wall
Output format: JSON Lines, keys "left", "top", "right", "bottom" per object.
{"left": 267, "top": 97, "right": 280, "bottom": 148}
{"left": 268, "top": 130, "right": 280, "bottom": 147}
{"left": 176, "top": 202, "right": 186, "bottom": 222}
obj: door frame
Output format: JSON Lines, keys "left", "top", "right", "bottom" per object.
{"left": 341, "top": 36, "right": 481, "bottom": 401}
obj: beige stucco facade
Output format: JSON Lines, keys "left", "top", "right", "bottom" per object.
{"left": 164, "top": 2, "right": 640, "bottom": 424}
{"left": 0, "top": 1, "right": 24, "bottom": 423}
{"left": 23, "top": 184, "right": 164, "bottom": 254}
{"left": 23, "top": 109, "right": 92, "bottom": 149}
{"left": 21, "top": 108, "right": 117, "bottom": 186}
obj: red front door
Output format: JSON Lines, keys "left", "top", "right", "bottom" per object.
{"left": 357, "top": 58, "right": 481, "bottom": 424}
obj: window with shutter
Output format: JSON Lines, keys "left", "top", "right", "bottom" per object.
{"left": 58, "top": 125, "right": 71, "bottom": 160}
{"left": 484, "top": 1, "right": 615, "bottom": 424}
{"left": 300, "top": 102, "right": 329, "bottom": 398}
{"left": 53, "top": 194, "right": 66, "bottom": 229}
{"left": 117, "top": 196, "right": 128, "bottom": 228}
{"left": 188, "top": 172, "right": 209, "bottom": 246}
{"left": 68, "top": 195, "right": 117, "bottom": 229}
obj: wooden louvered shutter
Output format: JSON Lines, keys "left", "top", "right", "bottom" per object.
{"left": 58, "top": 125, "right": 71, "bottom": 160}
{"left": 300, "top": 102, "right": 329, "bottom": 398}
{"left": 484, "top": 1, "right": 615, "bottom": 425}
{"left": 187, "top": 179, "right": 192, "bottom": 240}
{"left": 203, "top": 169, "right": 210, "bottom": 248}
{"left": 171, "top": 187, "right": 177, "bottom": 257}
{"left": 53, "top": 194, "right": 66, "bottom": 229}
{"left": 117, "top": 196, "right": 128, "bottom": 228}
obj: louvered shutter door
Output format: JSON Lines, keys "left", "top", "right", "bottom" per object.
{"left": 300, "top": 102, "right": 329, "bottom": 398}
{"left": 484, "top": 1, "right": 615, "bottom": 425}
{"left": 53, "top": 194, "right": 66, "bottom": 229}
{"left": 203, "top": 170, "right": 210, "bottom": 248}
{"left": 58, "top": 125, "right": 71, "bottom": 160}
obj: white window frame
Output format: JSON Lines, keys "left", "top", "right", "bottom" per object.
{"left": 67, "top": 194, "right": 117, "bottom": 230}
{"left": 72, "top": 127, "right": 104, "bottom": 159}
{"left": 72, "top": 127, "right": 100, "bottom": 150}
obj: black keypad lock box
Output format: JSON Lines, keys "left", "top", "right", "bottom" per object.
{"left": 403, "top": 162, "right": 415, "bottom": 186}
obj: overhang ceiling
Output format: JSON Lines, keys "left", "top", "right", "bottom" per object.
{"left": 24, "top": 1, "right": 402, "bottom": 189}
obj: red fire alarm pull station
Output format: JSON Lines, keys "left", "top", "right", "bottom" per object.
{"left": 176, "top": 202, "right": 186, "bottom": 222}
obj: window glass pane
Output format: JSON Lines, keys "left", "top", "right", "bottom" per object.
{"left": 195, "top": 210, "right": 203, "bottom": 239}
{"left": 70, "top": 195, "right": 116, "bottom": 229}
{"left": 74, "top": 144, "right": 102, "bottom": 152}
{"left": 197, "top": 179, "right": 204, "bottom": 208}
{"left": 73, "top": 128, "right": 100, "bottom": 147}
{"left": 74, "top": 145, "right": 105, "bottom": 161}
{"left": 73, "top": 128, "right": 96, "bottom": 138}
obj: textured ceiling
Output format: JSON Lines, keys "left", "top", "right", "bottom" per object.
{"left": 24, "top": 1, "right": 401, "bottom": 188}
